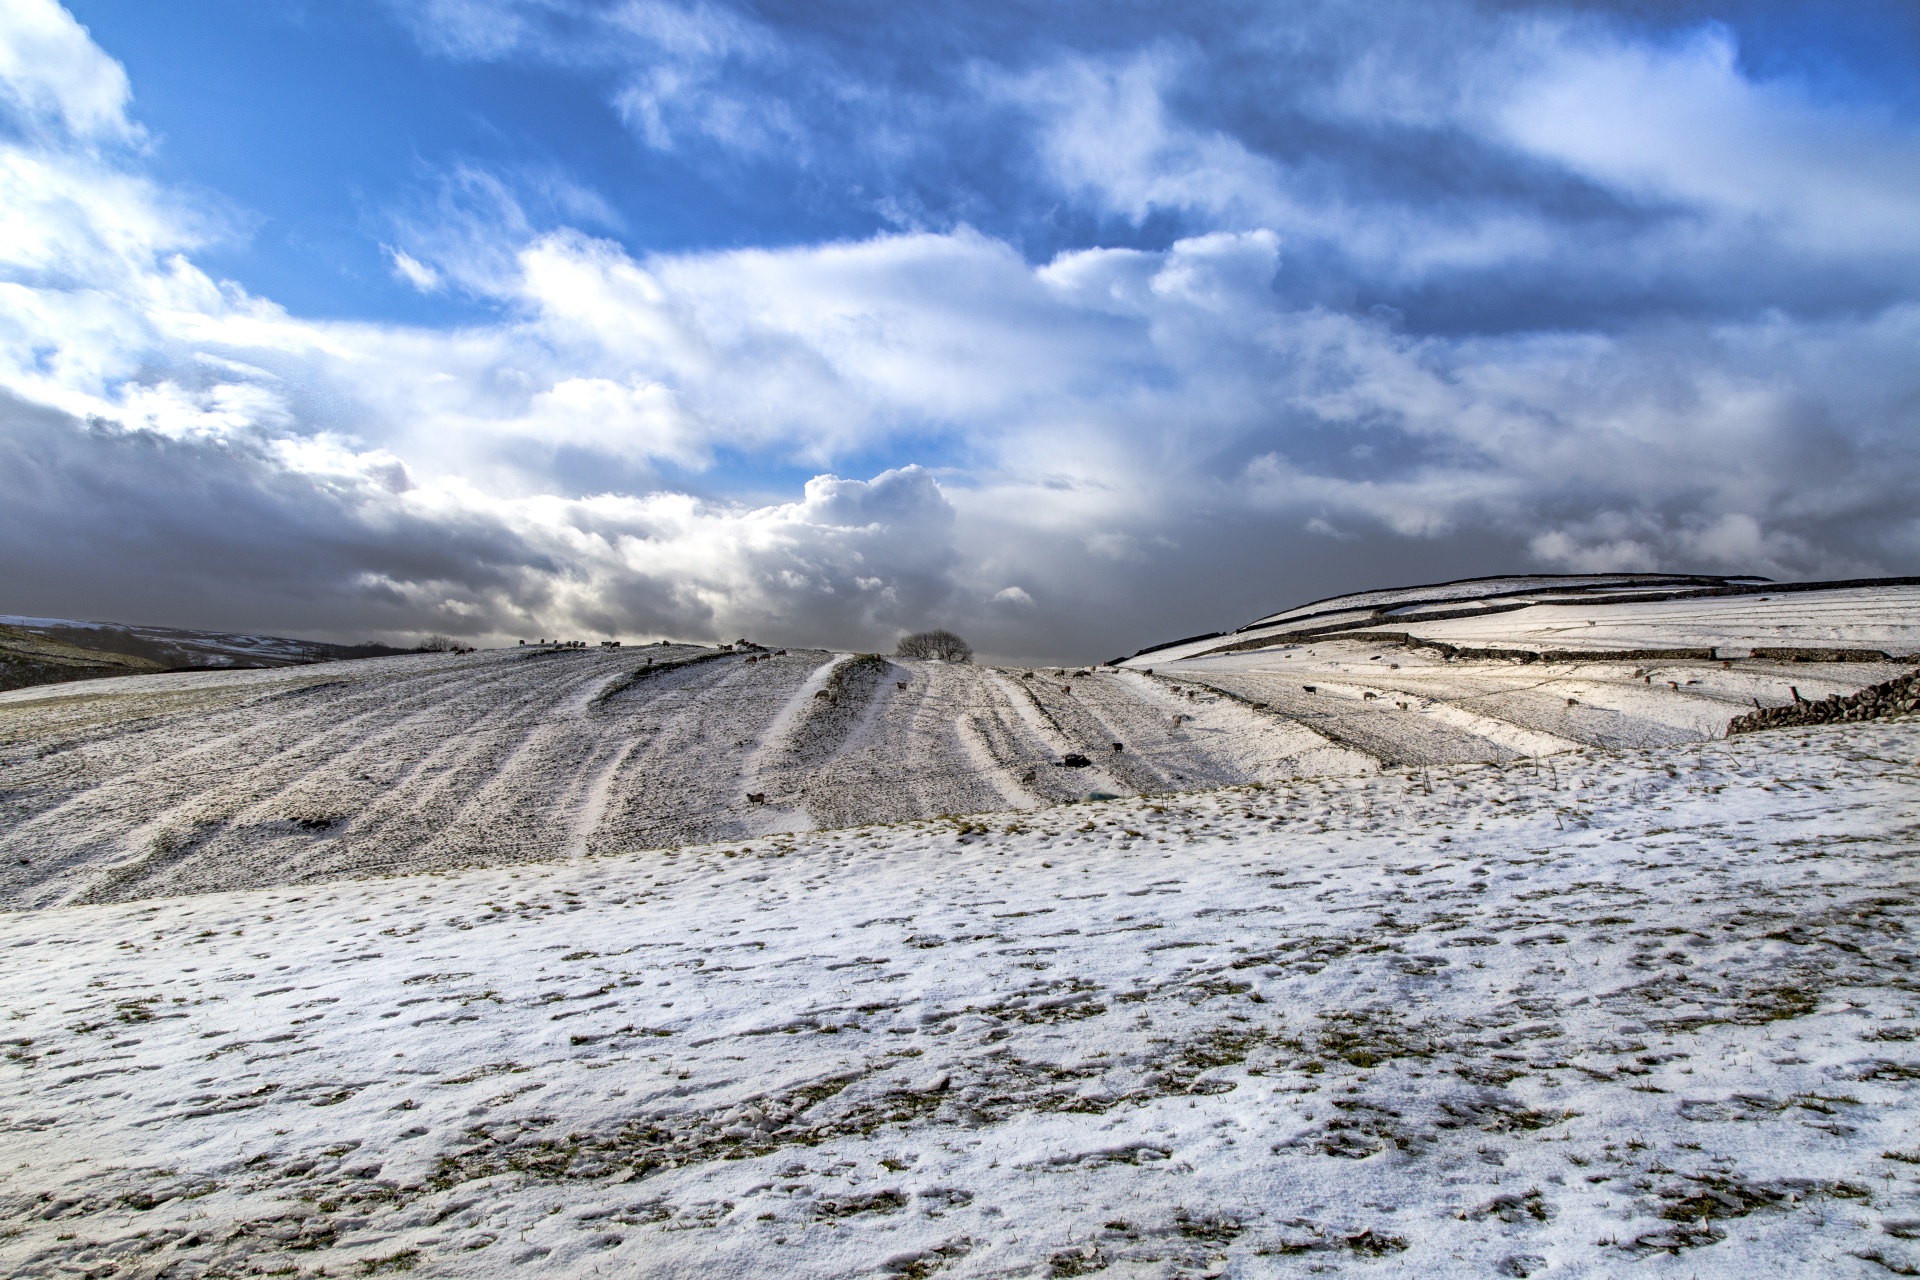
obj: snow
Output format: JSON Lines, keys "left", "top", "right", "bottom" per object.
{"left": 0, "top": 648, "right": 1378, "bottom": 908}
{"left": 4, "top": 577, "right": 1916, "bottom": 1277}
{"left": 1134, "top": 577, "right": 1919, "bottom": 666}
{"left": 4, "top": 719, "right": 1920, "bottom": 1279}
{"left": 1146, "top": 639, "right": 1902, "bottom": 764}
{"left": 1237, "top": 573, "right": 1755, "bottom": 633}
{"left": 1328, "top": 586, "right": 1920, "bottom": 658}
{"left": 4, "top": 584, "right": 1910, "bottom": 907}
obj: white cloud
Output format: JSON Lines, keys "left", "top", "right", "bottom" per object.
{"left": 1084, "top": 532, "right": 1146, "bottom": 563}
{"left": 605, "top": 2, "right": 795, "bottom": 154}
{"left": 386, "top": 248, "right": 443, "bottom": 292}
{"left": 1528, "top": 511, "right": 1845, "bottom": 581}
{"left": 425, "top": 464, "right": 966, "bottom": 643}
{"left": 394, "top": 0, "right": 804, "bottom": 157}
{"left": 395, "top": 0, "right": 538, "bottom": 61}
{"left": 1315, "top": 14, "right": 1920, "bottom": 287}
{"left": 995, "top": 47, "right": 1570, "bottom": 283}
{"left": 1493, "top": 26, "right": 1920, "bottom": 263}
{"left": 998, "top": 18, "right": 1920, "bottom": 296}
{"left": 1304, "top": 517, "right": 1354, "bottom": 541}
{"left": 0, "top": 0, "right": 137, "bottom": 142}
{"left": 999, "top": 50, "right": 1290, "bottom": 231}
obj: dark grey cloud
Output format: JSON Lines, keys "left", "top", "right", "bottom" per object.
{"left": 0, "top": 392, "right": 533, "bottom": 639}
{"left": 0, "top": 391, "right": 978, "bottom": 649}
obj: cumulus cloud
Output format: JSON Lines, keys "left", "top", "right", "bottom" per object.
{"left": 1, "top": 3, "right": 1917, "bottom": 660}
{"left": 0, "top": 384, "right": 968, "bottom": 647}
{"left": 0, "top": 0, "right": 137, "bottom": 143}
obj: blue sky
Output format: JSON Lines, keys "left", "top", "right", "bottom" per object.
{"left": 2, "top": 0, "right": 1918, "bottom": 659}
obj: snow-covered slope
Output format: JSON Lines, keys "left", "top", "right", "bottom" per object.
{"left": 1235, "top": 572, "right": 1764, "bottom": 637}
{"left": 3, "top": 575, "right": 1918, "bottom": 1278}
{"left": 1127, "top": 574, "right": 1920, "bottom": 666}
{"left": 4, "top": 577, "right": 1913, "bottom": 908}
{"left": 0, "top": 647, "right": 1373, "bottom": 908}
{"left": 4, "top": 721, "right": 1918, "bottom": 1279}
{"left": 0, "top": 622, "right": 164, "bottom": 692}
{"left": 1114, "top": 575, "right": 1916, "bottom": 772}
{"left": 1231, "top": 582, "right": 1920, "bottom": 660}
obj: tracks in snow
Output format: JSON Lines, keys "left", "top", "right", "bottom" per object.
{"left": 2, "top": 640, "right": 1898, "bottom": 906}
{"left": 0, "top": 650, "right": 1359, "bottom": 905}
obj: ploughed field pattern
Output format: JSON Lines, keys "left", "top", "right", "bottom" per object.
{"left": 3, "top": 573, "right": 1917, "bottom": 908}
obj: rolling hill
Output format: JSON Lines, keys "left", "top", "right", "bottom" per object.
{"left": 0, "top": 614, "right": 410, "bottom": 693}
{"left": 1, "top": 574, "right": 1912, "bottom": 908}
{"left": 1, "top": 574, "right": 1917, "bottom": 1280}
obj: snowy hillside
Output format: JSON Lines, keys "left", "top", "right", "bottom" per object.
{"left": 1, "top": 574, "right": 1916, "bottom": 1279}
{"left": 0, "top": 621, "right": 165, "bottom": 692}
{"left": 2, "top": 578, "right": 1911, "bottom": 907}
{"left": 1126, "top": 573, "right": 1920, "bottom": 664}
{"left": 3, "top": 721, "right": 1918, "bottom": 1278}
{"left": 0, "top": 645, "right": 1372, "bottom": 909}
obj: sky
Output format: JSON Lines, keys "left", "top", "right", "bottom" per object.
{"left": 1, "top": 0, "right": 1917, "bottom": 662}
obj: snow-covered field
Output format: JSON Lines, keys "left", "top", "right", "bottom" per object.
{"left": 1302, "top": 586, "right": 1920, "bottom": 658}
{"left": 3, "top": 576, "right": 1911, "bottom": 908}
{"left": 3, "top": 574, "right": 1916, "bottom": 1278}
{"left": 1133, "top": 576, "right": 1920, "bottom": 664}
{"left": 0, "top": 647, "right": 1371, "bottom": 908}
{"left": 4, "top": 720, "right": 1919, "bottom": 1278}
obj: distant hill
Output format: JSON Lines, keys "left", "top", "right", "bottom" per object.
{"left": 0, "top": 615, "right": 411, "bottom": 692}
{"left": 0, "top": 623, "right": 166, "bottom": 691}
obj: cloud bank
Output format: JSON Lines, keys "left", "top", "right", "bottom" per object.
{"left": 2, "top": 0, "right": 1917, "bottom": 659}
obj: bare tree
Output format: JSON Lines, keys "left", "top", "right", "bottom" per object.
{"left": 896, "top": 629, "right": 973, "bottom": 663}
{"left": 419, "top": 634, "right": 458, "bottom": 652}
